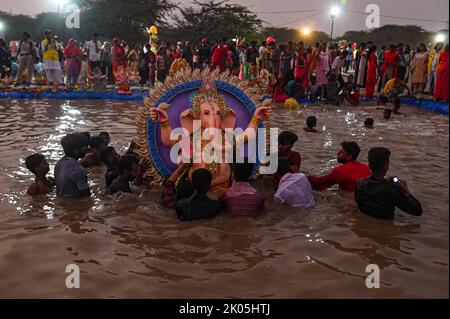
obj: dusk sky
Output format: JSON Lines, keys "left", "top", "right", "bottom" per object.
{"left": 0, "top": 0, "right": 448, "bottom": 35}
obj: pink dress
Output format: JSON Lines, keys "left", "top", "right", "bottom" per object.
{"left": 316, "top": 51, "right": 331, "bottom": 86}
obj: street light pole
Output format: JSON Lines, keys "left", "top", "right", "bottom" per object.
{"left": 0, "top": 22, "right": 5, "bottom": 40}
{"left": 330, "top": 15, "right": 335, "bottom": 46}
{"left": 329, "top": 6, "right": 340, "bottom": 47}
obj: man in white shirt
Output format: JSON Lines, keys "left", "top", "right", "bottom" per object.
{"left": 332, "top": 50, "right": 346, "bottom": 88}
{"left": 86, "top": 32, "right": 102, "bottom": 70}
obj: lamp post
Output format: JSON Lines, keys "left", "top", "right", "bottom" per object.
{"left": 0, "top": 21, "right": 5, "bottom": 39}
{"left": 55, "top": 0, "right": 66, "bottom": 14}
{"left": 329, "top": 6, "right": 341, "bottom": 46}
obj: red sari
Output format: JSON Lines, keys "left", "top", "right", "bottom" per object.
{"left": 434, "top": 51, "right": 449, "bottom": 101}
{"left": 112, "top": 40, "right": 126, "bottom": 81}
{"left": 382, "top": 51, "right": 399, "bottom": 79}
{"left": 365, "top": 52, "right": 377, "bottom": 98}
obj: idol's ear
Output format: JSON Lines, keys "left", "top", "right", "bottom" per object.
{"left": 221, "top": 108, "right": 236, "bottom": 130}
{"left": 180, "top": 109, "right": 195, "bottom": 134}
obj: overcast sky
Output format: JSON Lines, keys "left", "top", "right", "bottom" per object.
{"left": 0, "top": 0, "right": 448, "bottom": 35}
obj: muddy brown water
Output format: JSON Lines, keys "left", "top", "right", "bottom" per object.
{"left": 0, "top": 99, "right": 448, "bottom": 298}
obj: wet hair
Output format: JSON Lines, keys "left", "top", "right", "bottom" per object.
{"left": 191, "top": 168, "right": 212, "bottom": 194}
{"left": 61, "top": 133, "right": 89, "bottom": 156}
{"left": 98, "top": 131, "right": 110, "bottom": 145}
{"left": 364, "top": 118, "right": 374, "bottom": 126}
{"left": 278, "top": 131, "right": 299, "bottom": 146}
{"left": 306, "top": 116, "right": 317, "bottom": 128}
{"left": 341, "top": 141, "right": 361, "bottom": 161}
{"left": 276, "top": 159, "right": 291, "bottom": 178}
{"left": 90, "top": 136, "right": 106, "bottom": 150}
{"left": 25, "top": 154, "right": 45, "bottom": 174}
{"left": 81, "top": 131, "right": 91, "bottom": 141}
{"left": 368, "top": 147, "right": 391, "bottom": 172}
{"left": 118, "top": 154, "right": 139, "bottom": 174}
{"left": 100, "top": 146, "right": 116, "bottom": 165}
{"left": 232, "top": 159, "right": 254, "bottom": 182}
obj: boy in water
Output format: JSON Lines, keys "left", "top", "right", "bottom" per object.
{"left": 364, "top": 118, "right": 375, "bottom": 129}
{"left": 383, "top": 108, "right": 392, "bottom": 120}
{"left": 54, "top": 133, "right": 90, "bottom": 197}
{"left": 80, "top": 136, "right": 106, "bottom": 168}
{"left": 273, "top": 131, "right": 302, "bottom": 186}
{"left": 109, "top": 154, "right": 141, "bottom": 195}
{"left": 99, "top": 131, "right": 111, "bottom": 146}
{"left": 100, "top": 146, "right": 121, "bottom": 188}
{"left": 304, "top": 116, "right": 318, "bottom": 133}
{"left": 176, "top": 168, "right": 222, "bottom": 221}
{"left": 25, "top": 154, "right": 55, "bottom": 195}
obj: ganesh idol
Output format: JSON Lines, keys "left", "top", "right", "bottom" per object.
{"left": 148, "top": 78, "right": 271, "bottom": 196}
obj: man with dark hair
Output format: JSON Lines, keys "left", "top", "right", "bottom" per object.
{"left": 355, "top": 148, "right": 423, "bottom": 219}
{"left": 87, "top": 32, "right": 102, "bottom": 71}
{"left": 220, "top": 160, "right": 264, "bottom": 218}
{"left": 176, "top": 169, "right": 222, "bottom": 221}
{"left": 98, "top": 131, "right": 110, "bottom": 146}
{"left": 110, "top": 154, "right": 140, "bottom": 195}
{"left": 364, "top": 118, "right": 374, "bottom": 129}
{"left": 16, "top": 31, "right": 35, "bottom": 86}
{"left": 100, "top": 146, "right": 120, "bottom": 187}
{"left": 308, "top": 141, "right": 371, "bottom": 192}
{"left": 54, "top": 133, "right": 90, "bottom": 197}
{"left": 80, "top": 136, "right": 106, "bottom": 168}
{"left": 304, "top": 116, "right": 318, "bottom": 133}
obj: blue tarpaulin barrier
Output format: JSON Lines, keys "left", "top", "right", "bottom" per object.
{"left": 1, "top": 91, "right": 448, "bottom": 115}
{"left": 0, "top": 90, "right": 149, "bottom": 101}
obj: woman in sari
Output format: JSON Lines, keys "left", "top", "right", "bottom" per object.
{"left": 294, "top": 46, "right": 307, "bottom": 82}
{"left": 111, "top": 38, "right": 126, "bottom": 82}
{"left": 127, "top": 43, "right": 141, "bottom": 72}
{"left": 410, "top": 43, "right": 428, "bottom": 94}
{"left": 316, "top": 43, "right": 331, "bottom": 87}
{"left": 42, "top": 30, "right": 62, "bottom": 92}
{"left": 365, "top": 46, "right": 378, "bottom": 99}
{"left": 434, "top": 44, "right": 449, "bottom": 101}
{"left": 64, "top": 38, "right": 82, "bottom": 89}
{"left": 356, "top": 43, "right": 368, "bottom": 87}
{"left": 381, "top": 44, "right": 399, "bottom": 87}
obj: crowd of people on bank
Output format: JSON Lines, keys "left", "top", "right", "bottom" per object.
{"left": 24, "top": 124, "right": 423, "bottom": 221}
{"left": 0, "top": 30, "right": 448, "bottom": 102}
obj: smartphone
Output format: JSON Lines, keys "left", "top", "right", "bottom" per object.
{"left": 393, "top": 177, "right": 400, "bottom": 184}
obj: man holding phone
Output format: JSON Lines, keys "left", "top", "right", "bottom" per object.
{"left": 355, "top": 147, "right": 423, "bottom": 219}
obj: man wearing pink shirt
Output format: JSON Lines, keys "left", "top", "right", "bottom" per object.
{"left": 221, "top": 161, "right": 264, "bottom": 218}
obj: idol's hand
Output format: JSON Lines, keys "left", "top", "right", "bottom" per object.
{"left": 149, "top": 107, "right": 169, "bottom": 123}
{"left": 254, "top": 105, "right": 272, "bottom": 120}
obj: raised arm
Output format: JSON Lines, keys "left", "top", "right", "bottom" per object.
{"left": 148, "top": 103, "right": 178, "bottom": 147}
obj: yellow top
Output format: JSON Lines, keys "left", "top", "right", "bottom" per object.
{"left": 41, "top": 39, "right": 59, "bottom": 62}
{"left": 384, "top": 78, "right": 404, "bottom": 93}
